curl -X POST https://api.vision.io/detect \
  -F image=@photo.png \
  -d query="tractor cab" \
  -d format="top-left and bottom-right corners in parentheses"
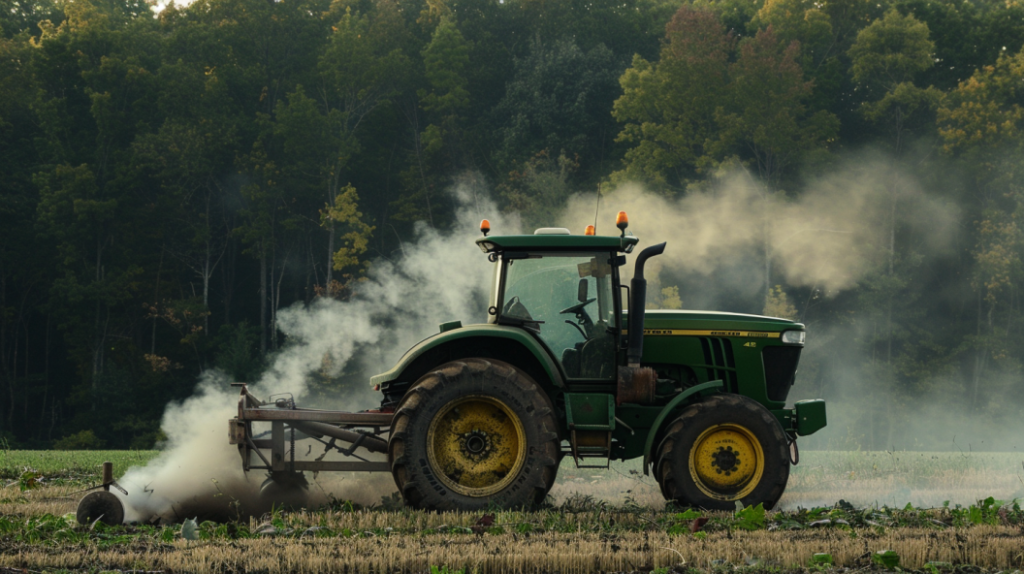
top-left (476, 222), bottom-right (643, 382)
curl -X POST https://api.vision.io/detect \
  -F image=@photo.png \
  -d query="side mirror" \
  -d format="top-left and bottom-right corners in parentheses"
top-left (577, 279), bottom-right (589, 302)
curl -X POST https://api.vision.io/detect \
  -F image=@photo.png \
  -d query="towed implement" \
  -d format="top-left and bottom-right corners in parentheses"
top-left (223, 213), bottom-right (827, 512)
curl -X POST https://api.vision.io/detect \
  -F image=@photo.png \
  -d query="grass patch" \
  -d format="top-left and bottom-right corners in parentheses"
top-left (0, 450), bottom-right (158, 483)
top-left (0, 501), bottom-right (1023, 572)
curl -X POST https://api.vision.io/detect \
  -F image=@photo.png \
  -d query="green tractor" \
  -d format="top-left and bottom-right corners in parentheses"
top-left (225, 215), bottom-right (826, 513)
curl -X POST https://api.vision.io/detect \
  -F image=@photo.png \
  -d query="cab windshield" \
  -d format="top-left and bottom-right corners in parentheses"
top-left (497, 252), bottom-right (617, 380)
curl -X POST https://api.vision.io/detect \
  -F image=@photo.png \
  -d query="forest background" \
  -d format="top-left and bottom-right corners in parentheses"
top-left (2, 0), bottom-right (1024, 452)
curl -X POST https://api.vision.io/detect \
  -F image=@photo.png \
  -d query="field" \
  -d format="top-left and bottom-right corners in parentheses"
top-left (3, 449), bottom-right (1024, 573)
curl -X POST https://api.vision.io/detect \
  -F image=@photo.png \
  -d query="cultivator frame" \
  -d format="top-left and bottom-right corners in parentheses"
top-left (228, 383), bottom-right (393, 474)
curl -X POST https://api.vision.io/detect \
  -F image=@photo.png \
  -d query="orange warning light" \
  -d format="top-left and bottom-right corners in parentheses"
top-left (480, 219), bottom-right (491, 236)
top-left (615, 211), bottom-right (629, 236)
top-left (584, 225), bottom-right (595, 236)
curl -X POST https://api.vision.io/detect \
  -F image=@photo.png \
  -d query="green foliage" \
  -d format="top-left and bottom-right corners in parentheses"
top-left (498, 151), bottom-right (578, 228)
top-left (665, 508), bottom-right (702, 535)
top-left (323, 185), bottom-right (375, 273)
top-left (732, 502), bottom-right (766, 531)
top-left (429, 566), bottom-right (465, 574)
top-left (19, 470), bottom-right (42, 491)
top-left (849, 8), bottom-right (940, 139)
top-left (428, 564), bottom-right (464, 572)
top-left (947, 496), bottom-right (1004, 527)
top-left (53, 430), bottom-right (105, 450)
top-left (612, 5), bottom-right (734, 192)
top-left (849, 9), bottom-right (934, 90)
top-left (0, 450), bottom-right (158, 482)
top-left (493, 37), bottom-right (620, 187)
top-left (420, 17), bottom-right (471, 117)
top-left (872, 549), bottom-right (901, 569)
top-left (810, 553), bottom-right (833, 566)
top-left (213, 321), bottom-right (262, 382)
top-left (612, 4), bottom-right (837, 191)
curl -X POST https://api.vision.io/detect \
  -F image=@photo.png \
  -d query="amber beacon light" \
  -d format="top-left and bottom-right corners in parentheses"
top-left (584, 225), bottom-right (595, 236)
top-left (480, 219), bottom-right (491, 237)
top-left (615, 211), bottom-right (629, 236)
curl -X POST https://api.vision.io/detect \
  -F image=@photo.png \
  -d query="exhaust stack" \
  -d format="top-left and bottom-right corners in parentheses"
top-left (628, 242), bottom-right (666, 367)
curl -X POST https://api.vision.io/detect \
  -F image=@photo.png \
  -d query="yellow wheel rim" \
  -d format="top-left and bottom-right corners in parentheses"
top-left (688, 423), bottom-right (764, 501)
top-left (426, 395), bottom-right (527, 497)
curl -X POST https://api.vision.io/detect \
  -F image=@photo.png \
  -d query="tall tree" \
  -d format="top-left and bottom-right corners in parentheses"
top-left (938, 46), bottom-right (1024, 409)
top-left (611, 5), bottom-right (735, 193)
top-left (31, 0), bottom-right (159, 410)
top-left (492, 37), bottom-right (621, 195)
top-left (848, 8), bottom-right (938, 384)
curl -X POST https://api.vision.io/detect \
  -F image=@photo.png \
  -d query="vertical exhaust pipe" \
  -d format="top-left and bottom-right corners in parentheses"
top-left (628, 242), bottom-right (666, 367)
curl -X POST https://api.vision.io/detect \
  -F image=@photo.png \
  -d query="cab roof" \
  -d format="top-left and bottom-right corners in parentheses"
top-left (476, 233), bottom-right (640, 253)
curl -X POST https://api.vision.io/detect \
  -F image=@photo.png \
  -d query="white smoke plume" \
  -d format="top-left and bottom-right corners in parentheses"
top-left (561, 157), bottom-right (958, 307)
top-left (118, 178), bottom-right (519, 523)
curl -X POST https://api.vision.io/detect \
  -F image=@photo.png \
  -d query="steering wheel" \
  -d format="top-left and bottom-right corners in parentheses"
top-left (559, 298), bottom-right (597, 315)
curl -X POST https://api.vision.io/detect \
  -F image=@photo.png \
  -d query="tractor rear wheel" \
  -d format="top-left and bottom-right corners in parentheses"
top-left (655, 394), bottom-right (789, 510)
top-left (388, 359), bottom-right (560, 511)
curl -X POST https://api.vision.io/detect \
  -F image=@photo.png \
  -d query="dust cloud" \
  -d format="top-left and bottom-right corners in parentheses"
top-left (562, 156), bottom-right (958, 305)
top-left (117, 178), bottom-right (517, 523)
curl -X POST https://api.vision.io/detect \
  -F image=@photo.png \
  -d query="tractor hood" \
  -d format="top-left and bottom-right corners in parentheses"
top-left (634, 310), bottom-right (803, 334)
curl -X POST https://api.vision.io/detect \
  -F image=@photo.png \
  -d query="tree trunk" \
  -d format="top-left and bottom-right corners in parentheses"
top-left (7, 334), bottom-right (16, 434)
top-left (152, 247), bottom-right (164, 354)
top-left (39, 315), bottom-right (51, 441)
top-left (971, 288), bottom-right (985, 409)
top-left (270, 251), bottom-right (277, 351)
top-left (272, 253), bottom-right (289, 351)
top-left (92, 239), bottom-right (105, 411)
top-left (203, 194), bottom-right (212, 336)
top-left (0, 269), bottom-right (7, 431)
top-left (222, 238), bottom-right (237, 325)
top-left (260, 245), bottom-right (267, 356)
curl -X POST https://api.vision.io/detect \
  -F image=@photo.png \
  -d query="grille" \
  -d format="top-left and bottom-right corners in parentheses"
top-left (761, 346), bottom-right (802, 402)
top-left (698, 337), bottom-right (737, 391)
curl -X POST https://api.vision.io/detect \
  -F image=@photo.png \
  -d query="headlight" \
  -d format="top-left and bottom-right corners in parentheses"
top-left (781, 330), bottom-right (806, 345)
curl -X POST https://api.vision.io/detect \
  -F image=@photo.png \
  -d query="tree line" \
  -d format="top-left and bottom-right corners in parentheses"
top-left (2, 0), bottom-right (1023, 449)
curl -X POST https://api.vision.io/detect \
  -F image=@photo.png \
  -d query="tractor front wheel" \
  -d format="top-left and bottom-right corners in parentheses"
top-left (388, 359), bottom-right (560, 511)
top-left (656, 394), bottom-right (789, 510)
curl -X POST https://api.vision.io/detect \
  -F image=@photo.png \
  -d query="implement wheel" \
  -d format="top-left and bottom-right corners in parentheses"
top-left (656, 394), bottom-right (789, 510)
top-left (76, 491), bottom-right (125, 526)
top-left (388, 359), bottom-right (560, 511)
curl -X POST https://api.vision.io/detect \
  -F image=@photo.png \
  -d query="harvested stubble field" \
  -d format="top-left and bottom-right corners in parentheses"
top-left (3, 450), bottom-right (1024, 573)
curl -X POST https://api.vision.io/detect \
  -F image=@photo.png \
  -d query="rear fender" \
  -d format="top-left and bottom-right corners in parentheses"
top-left (641, 380), bottom-right (724, 475)
top-left (369, 324), bottom-right (565, 395)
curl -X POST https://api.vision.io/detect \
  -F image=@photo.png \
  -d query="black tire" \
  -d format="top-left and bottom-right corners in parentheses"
top-left (77, 491), bottom-right (125, 525)
top-left (655, 393), bottom-right (789, 510)
top-left (388, 358), bottom-right (560, 511)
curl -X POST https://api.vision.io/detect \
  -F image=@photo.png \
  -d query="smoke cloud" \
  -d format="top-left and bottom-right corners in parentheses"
top-left (562, 156), bottom-right (958, 307)
top-left (117, 177), bottom-right (517, 523)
